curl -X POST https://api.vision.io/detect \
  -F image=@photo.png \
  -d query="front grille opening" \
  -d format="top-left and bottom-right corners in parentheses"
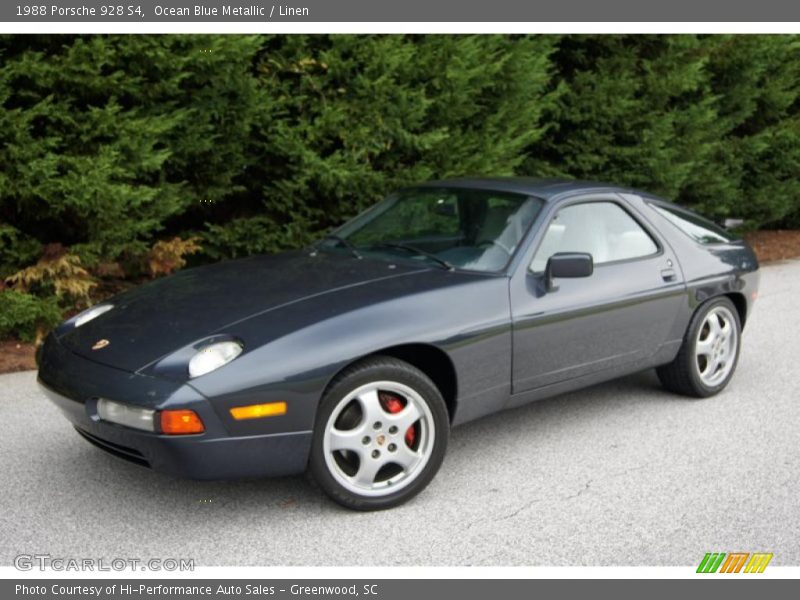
top-left (74, 427), bottom-right (151, 469)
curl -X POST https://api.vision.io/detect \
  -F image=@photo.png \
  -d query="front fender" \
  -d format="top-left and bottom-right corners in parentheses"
top-left (189, 272), bottom-right (512, 434)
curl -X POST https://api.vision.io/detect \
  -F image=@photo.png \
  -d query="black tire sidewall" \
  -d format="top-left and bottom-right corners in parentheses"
top-left (308, 358), bottom-right (449, 511)
top-left (687, 297), bottom-right (742, 396)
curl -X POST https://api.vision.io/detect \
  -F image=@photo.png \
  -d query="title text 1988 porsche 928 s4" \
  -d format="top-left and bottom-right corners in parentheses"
top-left (38, 178), bottom-right (759, 509)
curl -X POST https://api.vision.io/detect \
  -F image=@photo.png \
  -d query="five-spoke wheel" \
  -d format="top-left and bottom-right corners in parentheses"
top-left (694, 305), bottom-right (738, 387)
top-left (657, 296), bottom-right (742, 398)
top-left (310, 357), bottom-right (448, 510)
top-left (323, 381), bottom-right (434, 496)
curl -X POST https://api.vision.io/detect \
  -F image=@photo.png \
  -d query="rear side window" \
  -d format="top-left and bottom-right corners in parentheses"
top-left (649, 203), bottom-right (738, 244)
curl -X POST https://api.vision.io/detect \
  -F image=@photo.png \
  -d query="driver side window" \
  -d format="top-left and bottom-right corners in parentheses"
top-left (530, 201), bottom-right (658, 272)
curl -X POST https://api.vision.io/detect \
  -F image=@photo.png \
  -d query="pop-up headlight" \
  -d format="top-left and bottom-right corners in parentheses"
top-left (188, 341), bottom-right (243, 378)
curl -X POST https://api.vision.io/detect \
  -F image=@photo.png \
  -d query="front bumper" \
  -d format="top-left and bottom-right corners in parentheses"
top-left (37, 335), bottom-right (312, 480)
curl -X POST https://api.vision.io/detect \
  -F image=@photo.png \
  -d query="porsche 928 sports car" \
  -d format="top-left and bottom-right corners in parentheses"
top-left (38, 178), bottom-right (759, 510)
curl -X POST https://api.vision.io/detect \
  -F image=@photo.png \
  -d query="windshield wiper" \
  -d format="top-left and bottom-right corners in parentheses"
top-left (375, 243), bottom-right (454, 271)
top-left (317, 234), bottom-right (363, 259)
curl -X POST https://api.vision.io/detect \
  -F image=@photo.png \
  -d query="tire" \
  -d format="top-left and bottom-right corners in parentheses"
top-left (657, 296), bottom-right (742, 398)
top-left (308, 356), bottom-right (449, 510)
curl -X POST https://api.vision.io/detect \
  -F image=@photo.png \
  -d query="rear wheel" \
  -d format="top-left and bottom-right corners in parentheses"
top-left (309, 356), bottom-right (449, 510)
top-left (657, 297), bottom-right (741, 398)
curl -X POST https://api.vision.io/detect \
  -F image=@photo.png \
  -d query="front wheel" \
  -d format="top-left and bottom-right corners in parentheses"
top-left (657, 296), bottom-right (742, 398)
top-left (309, 356), bottom-right (449, 510)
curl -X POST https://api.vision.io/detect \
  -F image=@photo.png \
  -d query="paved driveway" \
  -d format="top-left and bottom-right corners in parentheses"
top-left (1, 260), bottom-right (798, 566)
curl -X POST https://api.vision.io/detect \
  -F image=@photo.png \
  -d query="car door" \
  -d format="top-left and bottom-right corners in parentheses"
top-left (509, 194), bottom-right (686, 393)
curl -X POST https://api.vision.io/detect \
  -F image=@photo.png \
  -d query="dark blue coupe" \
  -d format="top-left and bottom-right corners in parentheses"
top-left (38, 178), bottom-right (759, 509)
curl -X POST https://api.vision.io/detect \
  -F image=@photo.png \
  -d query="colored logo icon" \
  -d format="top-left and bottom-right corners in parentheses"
top-left (697, 552), bottom-right (773, 573)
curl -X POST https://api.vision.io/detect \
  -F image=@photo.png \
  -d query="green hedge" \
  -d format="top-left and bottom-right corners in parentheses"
top-left (528, 35), bottom-right (800, 227)
top-left (1, 34), bottom-right (799, 340)
top-left (0, 289), bottom-right (62, 342)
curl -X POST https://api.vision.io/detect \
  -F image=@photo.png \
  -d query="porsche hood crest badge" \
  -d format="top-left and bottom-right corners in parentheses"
top-left (91, 339), bottom-right (110, 350)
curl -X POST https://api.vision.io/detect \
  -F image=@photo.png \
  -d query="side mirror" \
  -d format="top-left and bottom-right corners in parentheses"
top-left (545, 252), bottom-right (593, 292)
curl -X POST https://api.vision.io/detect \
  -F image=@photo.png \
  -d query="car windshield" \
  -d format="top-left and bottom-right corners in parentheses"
top-left (322, 187), bottom-right (544, 272)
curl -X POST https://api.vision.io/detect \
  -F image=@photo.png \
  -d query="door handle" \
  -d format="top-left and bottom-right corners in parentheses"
top-left (661, 268), bottom-right (676, 282)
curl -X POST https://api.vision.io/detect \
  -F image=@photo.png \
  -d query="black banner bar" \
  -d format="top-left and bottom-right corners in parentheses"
top-left (3, 0), bottom-right (800, 22)
top-left (4, 579), bottom-right (800, 600)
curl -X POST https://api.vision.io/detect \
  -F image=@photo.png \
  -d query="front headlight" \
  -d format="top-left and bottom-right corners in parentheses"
top-left (188, 341), bottom-right (243, 378)
top-left (73, 304), bottom-right (114, 328)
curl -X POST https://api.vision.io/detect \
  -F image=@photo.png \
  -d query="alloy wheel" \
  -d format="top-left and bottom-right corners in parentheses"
top-left (695, 305), bottom-right (739, 387)
top-left (322, 381), bottom-right (434, 497)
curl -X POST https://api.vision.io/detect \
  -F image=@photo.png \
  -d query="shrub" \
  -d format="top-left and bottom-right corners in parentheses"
top-left (147, 236), bottom-right (202, 277)
top-left (0, 224), bottom-right (41, 279)
top-left (0, 290), bottom-right (62, 343)
top-left (6, 246), bottom-right (96, 307)
top-left (202, 216), bottom-right (314, 260)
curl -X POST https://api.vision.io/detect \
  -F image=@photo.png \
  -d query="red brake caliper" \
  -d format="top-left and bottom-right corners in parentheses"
top-left (380, 393), bottom-right (416, 447)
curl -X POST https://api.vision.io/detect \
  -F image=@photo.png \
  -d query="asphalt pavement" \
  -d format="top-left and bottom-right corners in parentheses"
top-left (1, 260), bottom-right (798, 566)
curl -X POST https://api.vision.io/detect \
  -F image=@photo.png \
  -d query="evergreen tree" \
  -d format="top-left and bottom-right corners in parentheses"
top-left (702, 35), bottom-right (800, 226)
top-left (203, 34), bottom-right (558, 258)
top-left (525, 34), bottom-right (800, 228)
top-left (525, 35), bottom-right (722, 204)
top-left (0, 34), bottom-right (264, 266)
top-left (2, 33), bottom-right (800, 341)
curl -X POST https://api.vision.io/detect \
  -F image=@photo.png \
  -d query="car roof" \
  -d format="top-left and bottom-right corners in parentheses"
top-left (412, 177), bottom-right (648, 202)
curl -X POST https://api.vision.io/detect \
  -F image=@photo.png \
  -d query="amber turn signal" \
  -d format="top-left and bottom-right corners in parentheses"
top-left (160, 409), bottom-right (205, 435)
top-left (230, 401), bottom-right (287, 421)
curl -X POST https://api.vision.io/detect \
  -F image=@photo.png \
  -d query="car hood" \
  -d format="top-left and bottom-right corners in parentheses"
top-left (58, 250), bottom-right (427, 372)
